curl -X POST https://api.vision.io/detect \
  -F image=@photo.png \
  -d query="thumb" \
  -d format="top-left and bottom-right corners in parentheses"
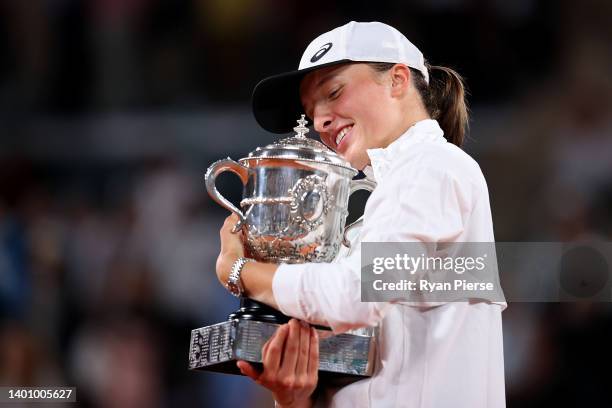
top-left (237, 360), bottom-right (261, 381)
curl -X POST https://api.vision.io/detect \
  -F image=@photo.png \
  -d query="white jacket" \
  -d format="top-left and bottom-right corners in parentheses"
top-left (273, 119), bottom-right (506, 407)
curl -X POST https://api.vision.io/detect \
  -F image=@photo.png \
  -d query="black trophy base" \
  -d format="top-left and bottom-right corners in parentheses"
top-left (227, 297), bottom-right (290, 324)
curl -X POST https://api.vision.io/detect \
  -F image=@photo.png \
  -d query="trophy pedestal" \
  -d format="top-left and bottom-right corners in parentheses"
top-left (228, 298), bottom-right (290, 324)
top-left (188, 318), bottom-right (376, 378)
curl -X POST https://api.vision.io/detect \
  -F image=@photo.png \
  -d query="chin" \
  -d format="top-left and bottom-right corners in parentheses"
top-left (341, 148), bottom-right (367, 171)
top-left (348, 158), bottom-right (367, 171)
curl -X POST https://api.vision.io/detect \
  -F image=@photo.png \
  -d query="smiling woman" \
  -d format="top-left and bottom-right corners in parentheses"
top-left (299, 62), bottom-right (430, 170)
top-left (217, 21), bottom-right (506, 408)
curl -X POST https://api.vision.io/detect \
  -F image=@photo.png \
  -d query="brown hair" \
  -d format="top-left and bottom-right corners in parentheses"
top-left (369, 62), bottom-right (469, 147)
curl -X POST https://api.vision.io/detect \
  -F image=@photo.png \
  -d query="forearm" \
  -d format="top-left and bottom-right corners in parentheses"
top-left (215, 215), bottom-right (280, 309)
top-left (217, 215), bottom-right (386, 330)
top-left (241, 261), bottom-right (279, 309)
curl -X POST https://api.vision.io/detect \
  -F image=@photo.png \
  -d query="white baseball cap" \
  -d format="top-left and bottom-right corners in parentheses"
top-left (252, 21), bottom-right (428, 133)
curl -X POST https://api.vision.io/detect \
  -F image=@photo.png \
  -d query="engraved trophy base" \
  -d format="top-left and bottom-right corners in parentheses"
top-left (189, 316), bottom-right (376, 379)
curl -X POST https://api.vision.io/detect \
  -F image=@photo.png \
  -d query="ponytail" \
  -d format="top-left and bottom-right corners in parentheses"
top-left (369, 61), bottom-right (469, 147)
top-left (419, 64), bottom-right (469, 147)
top-left (427, 64), bottom-right (468, 147)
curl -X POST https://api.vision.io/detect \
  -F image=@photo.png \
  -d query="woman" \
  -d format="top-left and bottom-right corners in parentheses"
top-left (216, 21), bottom-right (506, 407)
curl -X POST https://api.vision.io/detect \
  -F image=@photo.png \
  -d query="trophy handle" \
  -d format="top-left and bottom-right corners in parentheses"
top-left (342, 178), bottom-right (377, 248)
top-left (205, 158), bottom-right (249, 229)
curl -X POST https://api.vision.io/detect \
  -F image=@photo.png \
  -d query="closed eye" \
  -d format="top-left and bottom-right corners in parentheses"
top-left (329, 86), bottom-right (342, 100)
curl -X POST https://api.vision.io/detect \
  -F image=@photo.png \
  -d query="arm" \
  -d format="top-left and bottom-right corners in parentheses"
top-left (215, 214), bottom-right (279, 308)
top-left (216, 214), bottom-right (389, 332)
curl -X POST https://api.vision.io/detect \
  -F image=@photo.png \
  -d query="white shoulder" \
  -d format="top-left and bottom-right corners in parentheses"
top-left (391, 142), bottom-right (487, 190)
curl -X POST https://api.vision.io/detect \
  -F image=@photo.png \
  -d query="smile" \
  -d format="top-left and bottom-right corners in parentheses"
top-left (336, 125), bottom-right (353, 147)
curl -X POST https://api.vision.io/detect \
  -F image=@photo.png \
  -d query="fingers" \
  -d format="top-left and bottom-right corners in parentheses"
top-left (237, 360), bottom-right (261, 381)
top-left (307, 327), bottom-right (319, 380)
top-left (278, 319), bottom-right (301, 378)
top-left (260, 326), bottom-right (275, 365)
top-left (220, 214), bottom-right (240, 236)
top-left (240, 326), bottom-right (280, 382)
top-left (262, 333), bottom-right (271, 357)
top-left (248, 320), bottom-right (320, 400)
top-left (226, 213), bottom-right (240, 224)
top-left (227, 213), bottom-right (242, 234)
top-left (295, 321), bottom-right (311, 376)
top-left (217, 213), bottom-right (245, 267)
top-left (262, 324), bottom-right (289, 373)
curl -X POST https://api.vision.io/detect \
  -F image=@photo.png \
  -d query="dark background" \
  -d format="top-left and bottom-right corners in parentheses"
top-left (1, 0), bottom-right (611, 407)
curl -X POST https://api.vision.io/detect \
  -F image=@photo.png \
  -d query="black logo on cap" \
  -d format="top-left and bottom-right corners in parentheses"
top-left (310, 43), bottom-right (333, 63)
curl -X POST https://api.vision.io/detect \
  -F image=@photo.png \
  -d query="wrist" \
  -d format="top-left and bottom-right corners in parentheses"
top-left (226, 256), bottom-right (254, 297)
top-left (217, 252), bottom-right (240, 284)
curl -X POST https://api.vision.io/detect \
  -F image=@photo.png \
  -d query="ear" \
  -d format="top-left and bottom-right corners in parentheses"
top-left (389, 64), bottom-right (411, 98)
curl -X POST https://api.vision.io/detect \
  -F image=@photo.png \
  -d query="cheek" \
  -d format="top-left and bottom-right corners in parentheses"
top-left (355, 107), bottom-right (387, 149)
top-left (337, 83), bottom-right (389, 149)
top-left (352, 89), bottom-right (387, 129)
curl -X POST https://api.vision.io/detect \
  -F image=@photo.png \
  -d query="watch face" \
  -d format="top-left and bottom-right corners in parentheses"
top-left (226, 282), bottom-right (238, 297)
top-left (227, 278), bottom-right (242, 297)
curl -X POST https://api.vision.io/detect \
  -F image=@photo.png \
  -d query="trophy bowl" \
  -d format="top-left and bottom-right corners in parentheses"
top-left (205, 115), bottom-right (375, 264)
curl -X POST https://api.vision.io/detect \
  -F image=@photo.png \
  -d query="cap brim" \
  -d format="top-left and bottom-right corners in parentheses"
top-left (251, 60), bottom-right (349, 134)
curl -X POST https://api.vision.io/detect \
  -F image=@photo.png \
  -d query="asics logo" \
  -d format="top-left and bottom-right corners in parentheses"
top-left (310, 43), bottom-right (333, 63)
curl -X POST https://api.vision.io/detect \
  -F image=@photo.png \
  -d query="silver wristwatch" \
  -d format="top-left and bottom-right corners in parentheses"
top-left (226, 257), bottom-right (252, 297)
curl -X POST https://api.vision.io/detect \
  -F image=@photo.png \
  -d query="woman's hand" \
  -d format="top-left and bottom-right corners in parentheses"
top-left (237, 319), bottom-right (319, 408)
top-left (216, 214), bottom-right (246, 285)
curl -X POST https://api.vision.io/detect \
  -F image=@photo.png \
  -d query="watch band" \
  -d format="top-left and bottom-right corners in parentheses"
top-left (226, 257), bottom-right (252, 297)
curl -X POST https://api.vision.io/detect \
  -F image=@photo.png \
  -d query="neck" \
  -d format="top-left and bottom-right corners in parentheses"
top-left (387, 108), bottom-right (430, 146)
top-left (400, 113), bottom-right (430, 135)
top-left (383, 92), bottom-right (431, 146)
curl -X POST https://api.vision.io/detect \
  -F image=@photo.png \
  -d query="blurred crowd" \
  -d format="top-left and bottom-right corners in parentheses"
top-left (1, 0), bottom-right (612, 407)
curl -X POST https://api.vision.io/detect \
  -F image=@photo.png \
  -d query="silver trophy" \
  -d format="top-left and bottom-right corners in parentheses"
top-left (189, 116), bottom-right (377, 378)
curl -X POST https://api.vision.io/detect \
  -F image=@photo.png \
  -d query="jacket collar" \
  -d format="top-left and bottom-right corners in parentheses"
top-left (363, 119), bottom-right (446, 181)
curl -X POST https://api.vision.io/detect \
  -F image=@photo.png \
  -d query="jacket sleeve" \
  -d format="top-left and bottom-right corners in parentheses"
top-left (273, 248), bottom-right (390, 334)
top-left (272, 160), bottom-right (469, 333)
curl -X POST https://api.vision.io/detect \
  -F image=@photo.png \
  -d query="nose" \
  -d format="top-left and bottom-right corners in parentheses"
top-left (313, 106), bottom-right (333, 133)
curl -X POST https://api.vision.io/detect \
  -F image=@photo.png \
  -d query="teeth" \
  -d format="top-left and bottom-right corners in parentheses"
top-left (335, 126), bottom-right (352, 146)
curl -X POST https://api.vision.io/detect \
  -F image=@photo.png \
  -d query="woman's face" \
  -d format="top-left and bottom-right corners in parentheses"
top-left (300, 63), bottom-right (399, 170)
